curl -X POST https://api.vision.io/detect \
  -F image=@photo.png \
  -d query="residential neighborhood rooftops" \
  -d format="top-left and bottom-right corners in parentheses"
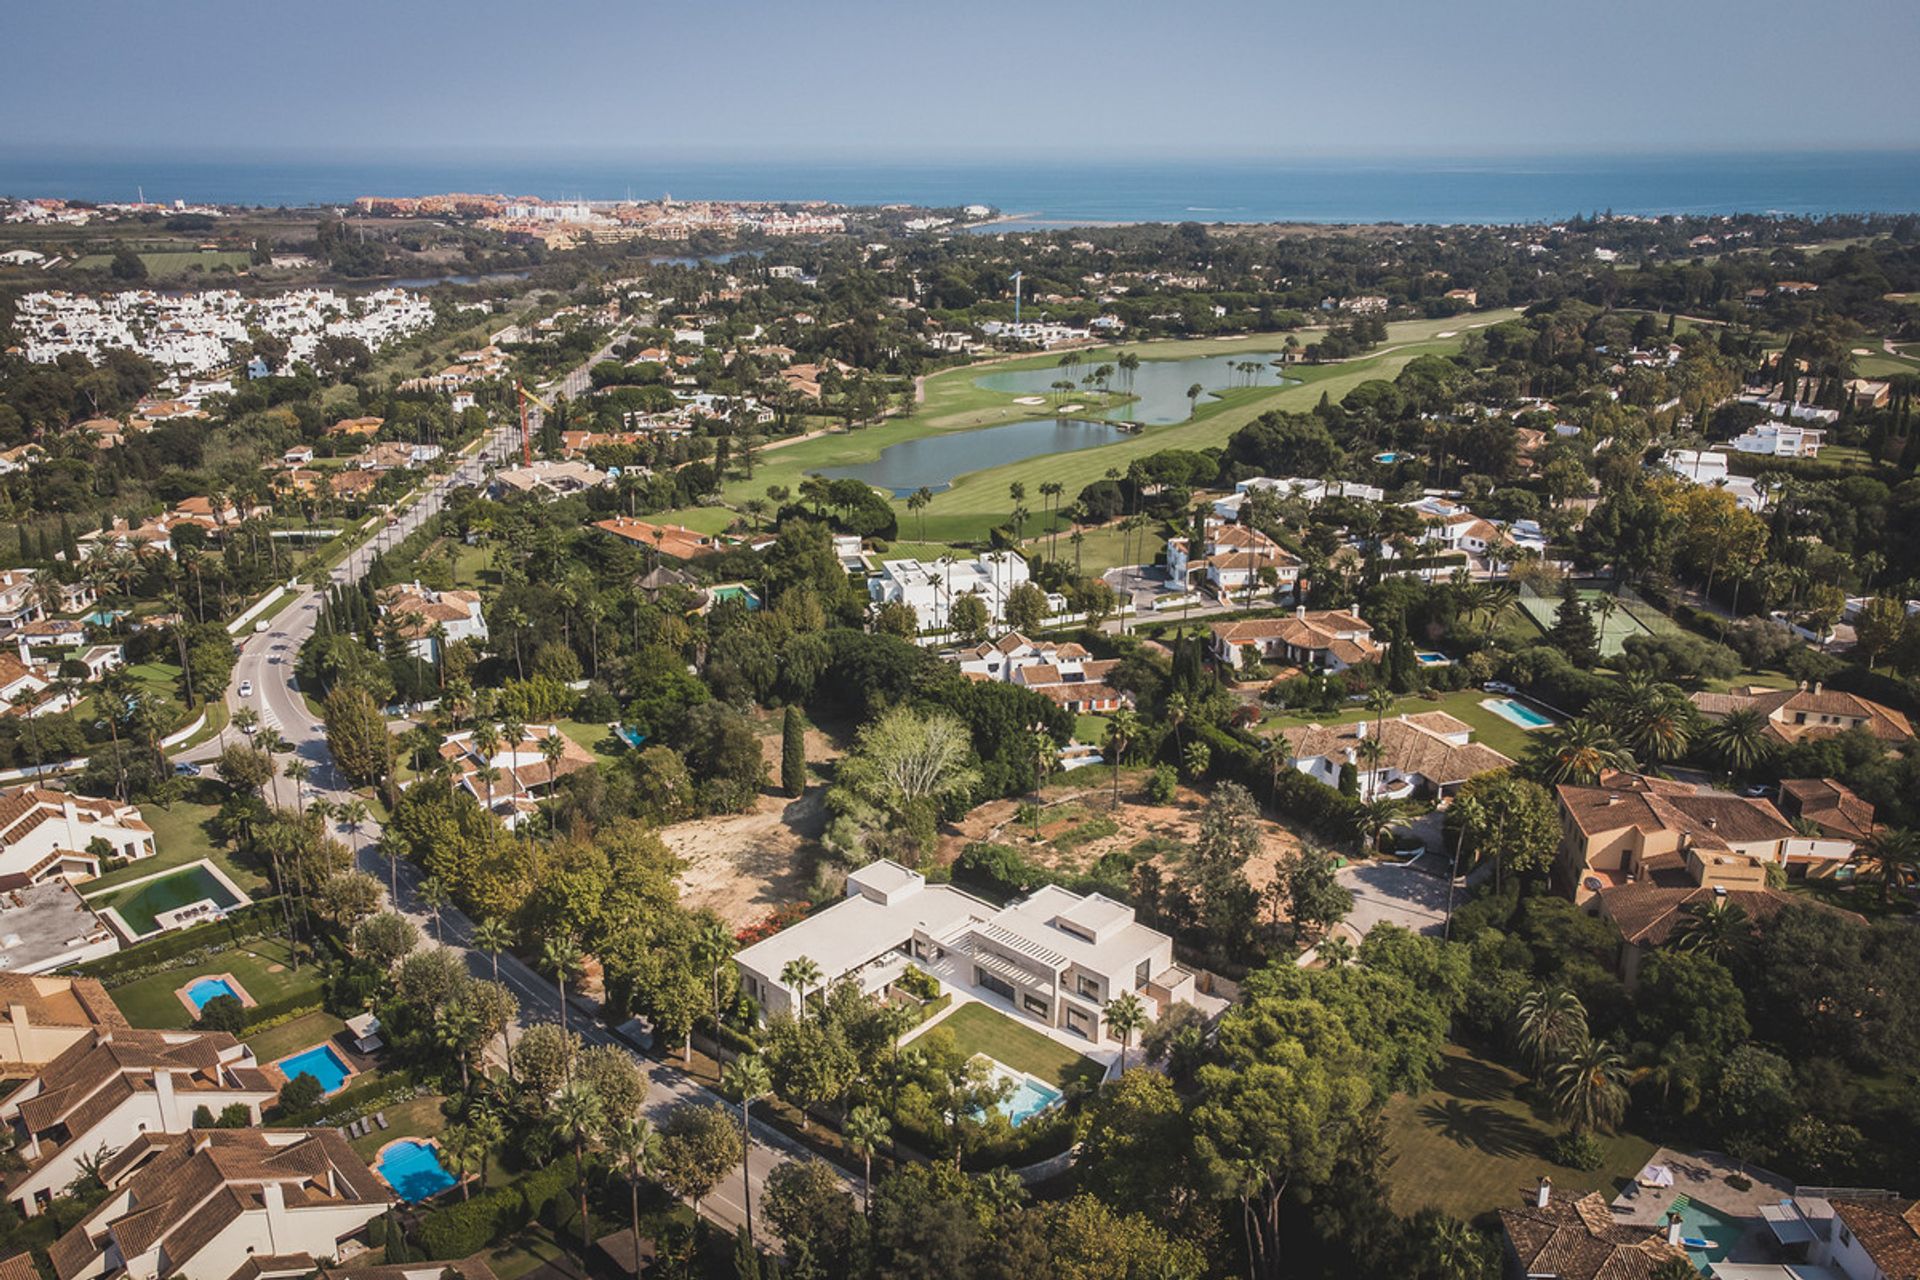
top-left (1690, 683), bottom-right (1913, 746)
top-left (1498, 1188), bottom-right (1691, 1280)
top-left (1556, 776), bottom-right (1797, 852)
top-left (1595, 881), bottom-right (1859, 949)
top-left (1281, 713), bottom-right (1514, 790)
top-left (1779, 777), bottom-right (1878, 841)
top-left (1829, 1197), bottom-right (1920, 1280)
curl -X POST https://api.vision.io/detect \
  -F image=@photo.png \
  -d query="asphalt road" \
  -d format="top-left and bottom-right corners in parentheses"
top-left (178, 329), bottom-right (833, 1235)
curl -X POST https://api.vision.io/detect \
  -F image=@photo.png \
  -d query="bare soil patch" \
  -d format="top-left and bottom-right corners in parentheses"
top-left (664, 719), bottom-right (845, 929)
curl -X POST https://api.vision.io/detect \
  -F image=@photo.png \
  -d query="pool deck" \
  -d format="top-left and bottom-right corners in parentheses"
top-left (1611, 1148), bottom-right (1795, 1264)
top-left (174, 971), bottom-right (255, 1018)
top-left (85, 857), bottom-right (254, 944)
top-left (272, 1037), bottom-right (374, 1096)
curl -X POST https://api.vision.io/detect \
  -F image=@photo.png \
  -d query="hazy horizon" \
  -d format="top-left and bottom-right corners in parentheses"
top-left (8, 0), bottom-right (1918, 159)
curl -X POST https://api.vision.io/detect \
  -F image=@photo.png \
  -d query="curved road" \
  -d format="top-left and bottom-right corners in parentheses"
top-left (179, 335), bottom-right (829, 1235)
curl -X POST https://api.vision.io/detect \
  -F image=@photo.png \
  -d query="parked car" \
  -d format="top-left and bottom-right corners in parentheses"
top-left (1482, 681), bottom-right (1518, 695)
top-left (173, 762), bottom-right (202, 777)
top-left (238, 680), bottom-right (254, 697)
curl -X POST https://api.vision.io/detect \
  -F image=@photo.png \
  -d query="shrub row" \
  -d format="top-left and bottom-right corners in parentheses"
top-left (416, 1156), bottom-right (578, 1259)
top-left (77, 900), bottom-right (285, 984)
top-left (274, 1068), bottom-right (419, 1128)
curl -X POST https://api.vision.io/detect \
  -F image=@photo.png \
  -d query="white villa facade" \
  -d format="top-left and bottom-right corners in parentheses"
top-left (2, 1029), bottom-right (279, 1217)
top-left (1211, 476), bottom-right (1383, 521)
top-left (1731, 422), bottom-right (1824, 458)
top-left (867, 552), bottom-right (1030, 633)
top-left (1662, 449), bottom-right (1767, 512)
top-left (0, 787), bottom-right (156, 884)
top-left (734, 860), bottom-right (1194, 1046)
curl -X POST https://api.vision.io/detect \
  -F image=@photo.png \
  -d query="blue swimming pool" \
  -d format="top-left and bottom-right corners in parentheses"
top-left (186, 977), bottom-right (240, 1011)
top-left (377, 1139), bottom-right (457, 1202)
top-left (1415, 651), bottom-right (1450, 666)
top-left (995, 1076), bottom-right (1064, 1127)
top-left (1481, 696), bottom-right (1554, 729)
top-left (1666, 1195), bottom-right (1748, 1270)
top-left (276, 1044), bottom-right (351, 1095)
top-left (614, 725), bottom-right (647, 750)
top-left (1373, 451), bottom-right (1403, 463)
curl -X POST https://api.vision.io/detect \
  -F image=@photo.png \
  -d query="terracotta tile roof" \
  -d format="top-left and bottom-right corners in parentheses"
top-left (1280, 714), bottom-right (1514, 786)
top-left (1498, 1191), bottom-right (1691, 1280)
top-left (1596, 882), bottom-right (1859, 948)
top-left (0, 1253), bottom-right (38, 1280)
top-left (592, 517), bottom-right (724, 561)
top-left (1210, 610), bottom-right (1376, 661)
top-left (1556, 776), bottom-right (1795, 849)
top-left (50, 1129), bottom-right (389, 1280)
top-left (6, 1030), bottom-right (264, 1140)
top-left (1831, 1198), bottom-right (1920, 1280)
top-left (1690, 685), bottom-right (1914, 745)
top-left (1779, 777), bottom-right (1877, 841)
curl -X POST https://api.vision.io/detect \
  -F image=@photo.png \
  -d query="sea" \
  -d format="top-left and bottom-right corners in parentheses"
top-left (4, 150), bottom-right (1919, 225)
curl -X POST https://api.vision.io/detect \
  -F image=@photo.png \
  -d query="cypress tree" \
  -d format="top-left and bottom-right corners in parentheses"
top-left (35, 528), bottom-right (53, 564)
top-left (59, 515), bottom-right (78, 563)
top-left (1550, 579), bottom-right (1600, 666)
top-left (781, 705), bottom-right (806, 798)
top-left (16, 525), bottom-right (29, 565)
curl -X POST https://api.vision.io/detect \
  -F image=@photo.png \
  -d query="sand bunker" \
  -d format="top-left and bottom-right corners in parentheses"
top-left (1013, 395), bottom-right (1046, 405)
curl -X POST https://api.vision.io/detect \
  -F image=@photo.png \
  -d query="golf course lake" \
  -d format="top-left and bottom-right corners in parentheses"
top-left (817, 418), bottom-right (1131, 496)
top-left (974, 350), bottom-right (1295, 424)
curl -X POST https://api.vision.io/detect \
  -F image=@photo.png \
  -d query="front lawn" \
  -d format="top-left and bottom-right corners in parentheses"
top-left (555, 718), bottom-right (623, 764)
top-left (86, 795), bottom-right (270, 898)
top-left (935, 1001), bottom-right (1105, 1090)
top-left (1381, 1044), bottom-right (1655, 1222)
top-left (244, 1009), bottom-right (347, 1063)
top-left (106, 937), bottom-right (326, 1029)
top-left (348, 1093), bottom-right (447, 1161)
top-left (1258, 688), bottom-right (1550, 761)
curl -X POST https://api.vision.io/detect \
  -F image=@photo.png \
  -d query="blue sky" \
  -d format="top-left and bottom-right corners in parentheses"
top-left (7, 0), bottom-right (1918, 159)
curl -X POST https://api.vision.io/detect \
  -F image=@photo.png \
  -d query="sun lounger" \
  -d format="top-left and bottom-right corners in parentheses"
top-left (374, 1112), bottom-right (389, 1130)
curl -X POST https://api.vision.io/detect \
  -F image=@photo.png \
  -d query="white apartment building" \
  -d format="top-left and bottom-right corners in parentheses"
top-left (3, 1029), bottom-right (279, 1217)
top-left (47, 1128), bottom-right (391, 1280)
top-left (946, 633), bottom-right (1132, 714)
top-left (0, 571), bottom-right (42, 636)
top-left (1166, 519), bottom-right (1301, 599)
top-left (867, 552), bottom-right (1030, 633)
top-left (734, 860), bottom-right (1193, 1045)
top-left (1210, 476), bottom-right (1385, 521)
top-left (0, 787), bottom-right (156, 884)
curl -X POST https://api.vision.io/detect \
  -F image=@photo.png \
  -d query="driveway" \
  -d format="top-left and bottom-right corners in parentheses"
top-left (1338, 858), bottom-right (1452, 938)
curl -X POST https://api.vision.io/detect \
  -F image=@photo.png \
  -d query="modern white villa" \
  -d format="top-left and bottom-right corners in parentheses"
top-left (733, 860), bottom-right (1196, 1046)
top-left (866, 552), bottom-right (1032, 633)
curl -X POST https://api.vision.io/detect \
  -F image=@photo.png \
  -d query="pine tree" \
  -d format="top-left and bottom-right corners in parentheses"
top-left (1550, 579), bottom-right (1601, 665)
top-left (781, 705), bottom-right (806, 798)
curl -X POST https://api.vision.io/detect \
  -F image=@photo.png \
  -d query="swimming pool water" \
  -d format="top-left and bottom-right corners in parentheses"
top-left (276, 1044), bottom-right (351, 1095)
top-left (1667, 1196), bottom-right (1747, 1270)
top-left (186, 977), bottom-right (239, 1011)
top-left (96, 864), bottom-right (242, 936)
top-left (995, 1076), bottom-right (1063, 1127)
top-left (1415, 651), bottom-right (1449, 666)
top-left (377, 1139), bottom-right (457, 1202)
top-left (1482, 696), bottom-right (1554, 729)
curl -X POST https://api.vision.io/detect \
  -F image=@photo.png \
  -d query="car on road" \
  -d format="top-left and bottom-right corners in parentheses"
top-left (238, 680), bottom-right (254, 697)
top-left (173, 762), bottom-right (202, 777)
top-left (268, 656), bottom-right (281, 665)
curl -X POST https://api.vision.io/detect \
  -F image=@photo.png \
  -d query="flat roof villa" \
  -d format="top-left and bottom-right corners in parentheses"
top-left (734, 860), bottom-right (1197, 1048)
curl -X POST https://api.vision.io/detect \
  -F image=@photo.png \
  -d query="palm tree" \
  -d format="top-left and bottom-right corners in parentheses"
top-left (418, 876), bottom-right (450, 942)
top-left (474, 917), bottom-right (514, 983)
top-left (1528, 718), bottom-right (1635, 786)
top-left (1353, 795), bottom-right (1411, 856)
top-left (692, 916), bottom-right (734, 1044)
top-left (1260, 734), bottom-right (1290, 810)
top-left (1867, 827), bottom-right (1920, 905)
top-left (1701, 707), bottom-right (1773, 779)
top-left (1512, 984), bottom-right (1588, 1079)
top-left (434, 1002), bottom-right (479, 1094)
top-left (606, 1118), bottom-right (661, 1258)
top-left (1103, 991), bottom-right (1148, 1073)
top-left (1185, 382), bottom-right (1203, 416)
top-left (437, 1121), bottom-right (484, 1201)
top-left (721, 1055), bottom-right (772, 1251)
top-left (1608, 675), bottom-right (1694, 764)
top-left (1104, 709), bottom-right (1139, 810)
top-left (1549, 1035), bottom-right (1631, 1136)
top-left (539, 732), bottom-right (568, 789)
top-left (543, 935), bottom-right (584, 1035)
top-left (1668, 896), bottom-right (1752, 961)
top-left (548, 1079), bottom-right (605, 1254)
top-left (780, 956), bottom-right (823, 1022)
top-left (843, 1104), bottom-right (890, 1215)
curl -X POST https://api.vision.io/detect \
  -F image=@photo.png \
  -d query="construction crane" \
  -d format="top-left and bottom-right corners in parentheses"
top-left (513, 380), bottom-right (558, 469)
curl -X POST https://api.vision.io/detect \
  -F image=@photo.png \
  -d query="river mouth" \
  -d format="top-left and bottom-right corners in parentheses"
top-left (815, 418), bottom-right (1132, 496)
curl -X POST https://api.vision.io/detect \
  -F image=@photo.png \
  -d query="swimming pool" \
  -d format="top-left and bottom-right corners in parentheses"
top-left (976, 1058), bottom-right (1064, 1126)
top-left (710, 584), bottom-right (762, 610)
top-left (185, 977), bottom-right (240, 1012)
top-left (89, 862), bottom-right (245, 937)
top-left (1415, 651), bottom-right (1450, 666)
top-left (1480, 696), bottom-right (1554, 729)
top-left (377, 1139), bottom-right (457, 1202)
top-left (1373, 451), bottom-right (1403, 463)
top-left (1666, 1195), bottom-right (1748, 1269)
top-left (613, 725), bottom-right (647, 750)
top-left (275, 1044), bottom-right (351, 1095)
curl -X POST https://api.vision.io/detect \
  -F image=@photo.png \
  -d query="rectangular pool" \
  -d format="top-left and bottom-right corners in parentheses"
top-left (1667, 1195), bottom-right (1748, 1270)
top-left (276, 1043), bottom-right (352, 1095)
top-left (976, 1057), bottom-right (1064, 1127)
top-left (92, 862), bottom-right (244, 937)
top-left (1480, 696), bottom-right (1554, 729)
top-left (377, 1139), bottom-right (458, 1202)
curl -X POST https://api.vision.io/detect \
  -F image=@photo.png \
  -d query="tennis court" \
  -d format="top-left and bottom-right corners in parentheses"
top-left (1513, 585), bottom-right (1676, 658)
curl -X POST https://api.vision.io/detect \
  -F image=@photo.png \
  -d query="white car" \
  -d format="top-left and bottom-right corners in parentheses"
top-left (238, 680), bottom-right (254, 698)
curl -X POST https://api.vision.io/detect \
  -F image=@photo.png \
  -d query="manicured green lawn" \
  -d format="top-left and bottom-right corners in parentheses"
top-left (86, 796), bottom-right (271, 898)
top-left (1073, 713), bottom-right (1112, 746)
top-left (1381, 1044), bottom-right (1656, 1222)
top-left (658, 312), bottom-right (1520, 545)
top-left (1258, 688), bottom-right (1549, 762)
top-left (935, 1001), bottom-right (1105, 1089)
top-left (555, 718), bottom-right (623, 764)
top-left (105, 937), bottom-right (325, 1029)
top-left (348, 1093), bottom-right (447, 1161)
top-left (245, 1009), bottom-right (348, 1062)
